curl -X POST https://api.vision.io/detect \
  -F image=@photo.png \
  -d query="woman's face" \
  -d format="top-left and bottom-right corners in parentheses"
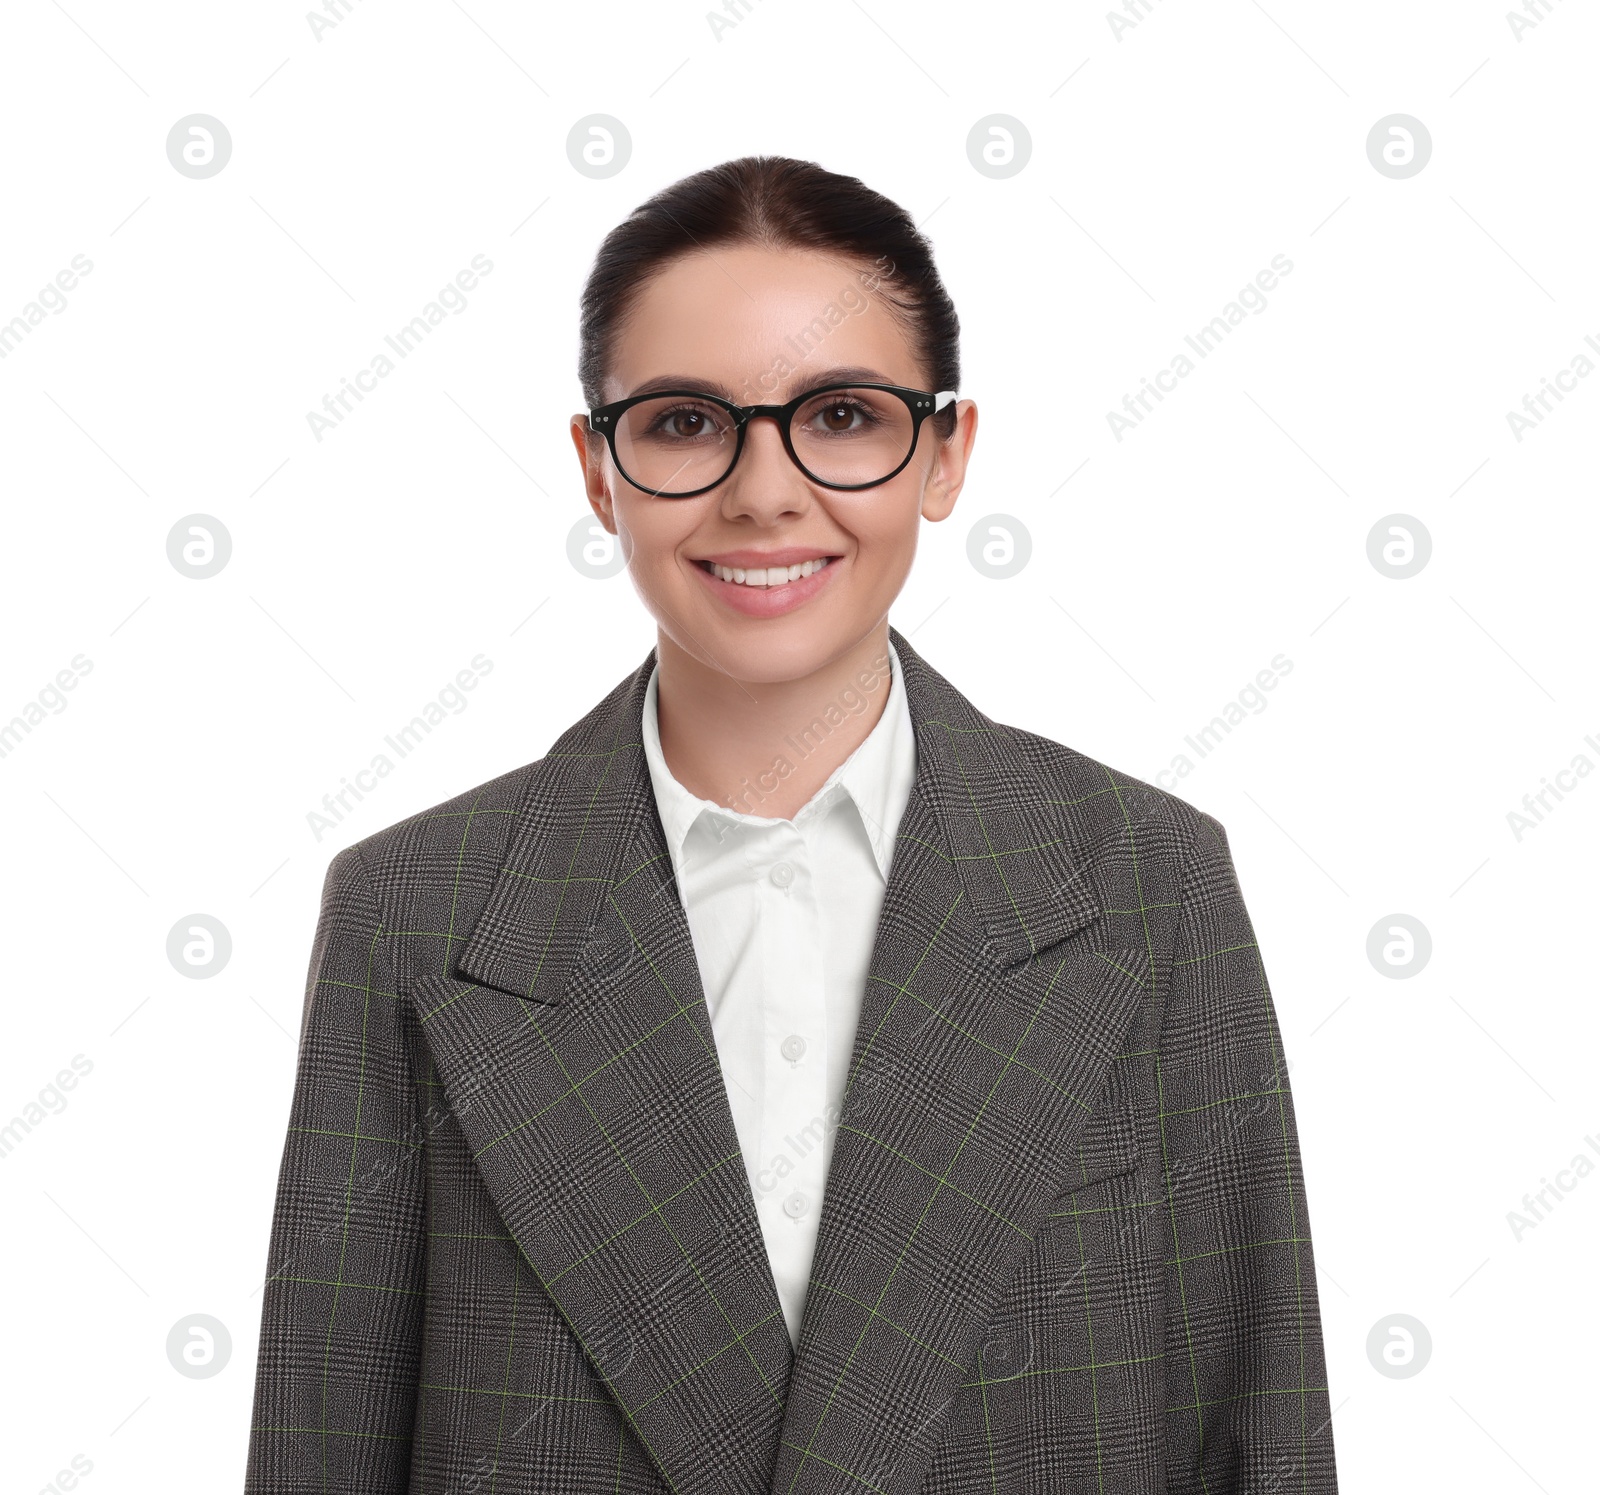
top-left (570, 244), bottom-right (977, 686)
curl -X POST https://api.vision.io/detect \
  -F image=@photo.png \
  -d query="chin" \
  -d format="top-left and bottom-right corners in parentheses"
top-left (671, 610), bottom-right (860, 687)
top-left (713, 625), bottom-right (851, 685)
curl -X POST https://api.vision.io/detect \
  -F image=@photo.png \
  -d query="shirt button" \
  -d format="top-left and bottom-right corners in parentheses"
top-left (783, 1191), bottom-right (809, 1219)
top-left (780, 1034), bottom-right (807, 1064)
top-left (769, 861), bottom-right (795, 888)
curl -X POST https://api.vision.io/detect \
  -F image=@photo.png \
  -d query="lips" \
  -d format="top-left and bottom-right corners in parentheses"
top-left (688, 551), bottom-right (843, 618)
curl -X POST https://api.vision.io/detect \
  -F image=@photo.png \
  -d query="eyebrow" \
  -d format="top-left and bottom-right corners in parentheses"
top-left (621, 365), bottom-right (899, 402)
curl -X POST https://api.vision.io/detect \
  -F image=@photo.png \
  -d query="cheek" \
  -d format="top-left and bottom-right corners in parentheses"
top-left (847, 486), bottom-right (922, 573)
top-left (613, 498), bottom-right (695, 581)
top-left (611, 505), bottom-right (707, 605)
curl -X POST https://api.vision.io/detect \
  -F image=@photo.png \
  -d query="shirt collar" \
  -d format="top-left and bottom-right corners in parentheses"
top-left (641, 638), bottom-right (915, 884)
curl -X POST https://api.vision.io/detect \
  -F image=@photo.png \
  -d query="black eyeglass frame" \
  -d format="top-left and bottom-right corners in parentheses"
top-left (587, 382), bottom-right (958, 497)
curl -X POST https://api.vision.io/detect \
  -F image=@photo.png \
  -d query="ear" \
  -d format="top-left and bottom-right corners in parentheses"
top-left (919, 398), bottom-right (979, 523)
top-left (570, 414), bottom-right (616, 533)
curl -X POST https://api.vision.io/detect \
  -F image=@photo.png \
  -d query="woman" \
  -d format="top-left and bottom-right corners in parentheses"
top-left (245, 156), bottom-right (1338, 1494)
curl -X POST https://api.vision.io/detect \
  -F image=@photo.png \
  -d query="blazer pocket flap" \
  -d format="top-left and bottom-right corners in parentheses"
top-left (1037, 1069), bottom-right (1145, 1228)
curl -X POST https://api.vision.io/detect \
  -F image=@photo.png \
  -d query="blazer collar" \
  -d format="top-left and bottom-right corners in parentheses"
top-left (456, 624), bottom-right (1106, 998)
top-left (410, 625), bottom-right (1149, 1495)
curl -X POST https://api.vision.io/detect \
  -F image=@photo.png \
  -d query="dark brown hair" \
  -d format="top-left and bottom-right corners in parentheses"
top-left (578, 155), bottom-right (961, 438)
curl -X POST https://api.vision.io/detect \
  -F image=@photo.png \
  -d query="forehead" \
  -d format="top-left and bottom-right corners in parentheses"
top-left (604, 244), bottom-right (922, 401)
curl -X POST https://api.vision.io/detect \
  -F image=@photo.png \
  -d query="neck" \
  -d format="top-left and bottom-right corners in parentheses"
top-left (653, 625), bottom-right (896, 821)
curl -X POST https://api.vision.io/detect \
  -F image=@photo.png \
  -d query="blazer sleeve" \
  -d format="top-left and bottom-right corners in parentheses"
top-left (1157, 813), bottom-right (1339, 1494)
top-left (245, 843), bottom-right (426, 1493)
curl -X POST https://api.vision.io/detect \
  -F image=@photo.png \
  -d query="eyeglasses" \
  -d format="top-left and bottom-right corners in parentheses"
top-left (587, 382), bottom-right (957, 498)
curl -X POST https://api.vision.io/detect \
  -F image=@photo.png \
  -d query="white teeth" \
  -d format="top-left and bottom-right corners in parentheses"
top-left (706, 557), bottom-right (832, 587)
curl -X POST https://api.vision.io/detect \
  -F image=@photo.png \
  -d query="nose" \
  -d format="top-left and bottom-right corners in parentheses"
top-left (721, 411), bottom-right (811, 513)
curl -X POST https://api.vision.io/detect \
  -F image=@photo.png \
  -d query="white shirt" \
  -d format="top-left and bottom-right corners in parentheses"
top-left (640, 640), bottom-right (916, 1347)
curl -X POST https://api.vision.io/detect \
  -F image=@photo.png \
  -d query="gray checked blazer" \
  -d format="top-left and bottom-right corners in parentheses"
top-left (244, 624), bottom-right (1338, 1494)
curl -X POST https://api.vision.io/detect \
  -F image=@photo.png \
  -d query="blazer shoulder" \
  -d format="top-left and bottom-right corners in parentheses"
top-left (1003, 720), bottom-right (1225, 863)
top-left (308, 755), bottom-right (554, 988)
top-left (997, 724), bottom-right (1242, 970)
top-left (334, 754), bottom-right (543, 893)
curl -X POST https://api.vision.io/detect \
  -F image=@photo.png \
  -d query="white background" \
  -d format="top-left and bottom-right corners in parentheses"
top-left (1, 0), bottom-right (1596, 1488)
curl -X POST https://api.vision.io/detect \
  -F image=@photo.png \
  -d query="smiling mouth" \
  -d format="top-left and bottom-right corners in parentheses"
top-left (695, 557), bottom-right (838, 588)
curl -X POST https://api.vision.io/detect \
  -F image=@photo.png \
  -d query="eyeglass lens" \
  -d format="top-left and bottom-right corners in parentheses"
top-left (610, 387), bottom-right (917, 494)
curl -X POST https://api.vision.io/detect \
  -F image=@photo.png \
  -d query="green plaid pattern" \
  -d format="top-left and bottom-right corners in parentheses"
top-left (245, 624), bottom-right (1338, 1494)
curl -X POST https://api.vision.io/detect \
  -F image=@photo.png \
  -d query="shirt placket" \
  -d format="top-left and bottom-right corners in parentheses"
top-left (750, 814), bottom-right (828, 1336)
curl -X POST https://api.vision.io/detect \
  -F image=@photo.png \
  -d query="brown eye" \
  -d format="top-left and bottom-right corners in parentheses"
top-left (669, 411), bottom-right (706, 438)
top-left (819, 403), bottom-right (855, 432)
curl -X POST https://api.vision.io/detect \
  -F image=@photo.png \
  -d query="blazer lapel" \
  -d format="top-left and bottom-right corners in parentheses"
top-left (411, 661), bottom-right (795, 1495)
top-left (769, 628), bottom-right (1154, 1495)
